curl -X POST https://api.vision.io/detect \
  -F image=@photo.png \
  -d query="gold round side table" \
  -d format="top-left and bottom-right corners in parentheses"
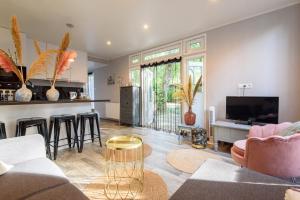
top-left (105, 135), bottom-right (144, 200)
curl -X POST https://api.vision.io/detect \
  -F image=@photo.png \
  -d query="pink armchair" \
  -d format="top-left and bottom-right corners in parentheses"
top-left (231, 122), bottom-right (300, 178)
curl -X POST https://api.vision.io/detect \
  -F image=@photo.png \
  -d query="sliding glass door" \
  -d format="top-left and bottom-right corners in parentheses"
top-left (141, 60), bottom-right (181, 132)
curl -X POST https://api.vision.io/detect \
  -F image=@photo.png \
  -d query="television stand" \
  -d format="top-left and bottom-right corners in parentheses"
top-left (211, 121), bottom-right (251, 151)
top-left (234, 121), bottom-right (252, 125)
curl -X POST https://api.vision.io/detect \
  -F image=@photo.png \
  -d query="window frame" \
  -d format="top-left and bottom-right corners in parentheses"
top-left (183, 34), bottom-right (206, 55)
top-left (141, 42), bottom-right (182, 65)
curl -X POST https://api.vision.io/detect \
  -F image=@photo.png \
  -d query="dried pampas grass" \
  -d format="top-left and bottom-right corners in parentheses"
top-left (56, 32), bottom-right (70, 65)
top-left (52, 32), bottom-right (71, 85)
top-left (173, 75), bottom-right (202, 108)
top-left (26, 50), bottom-right (56, 82)
top-left (11, 16), bottom-right (23, 65)
top-left (34, 40), bottom-right (42, 55)
top-left (0, 49), bottom-right (23, 82)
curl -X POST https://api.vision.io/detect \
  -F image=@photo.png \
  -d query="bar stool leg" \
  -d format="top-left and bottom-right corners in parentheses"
top-left (53, 120), bottom-right (61, 160)
top-left (79, 118), bottom-right (86, 153)
top-left (49, 120), bottom-right (54, 141)
top-left (72, 118), bottom-right (80, 151)
top-left (15, 124), bottom-right (19, 137)
top-left (41, 121), bottom-right (52, 160)
top-left (0, 124), bottom-right (6, 139)
top-left (95, 116), bottom-right (102, 147)
top-left (65, 121), bottom-right (72, 149)
top-left (73, 117), bottom-right (80, 148)
top-left (20, 124), bottom-right (26, 136)
top-left (89, 118), bottom-right (95, 143)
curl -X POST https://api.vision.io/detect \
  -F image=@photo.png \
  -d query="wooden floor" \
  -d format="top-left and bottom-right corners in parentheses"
top-left (55, 120), bottom-right (231, 197)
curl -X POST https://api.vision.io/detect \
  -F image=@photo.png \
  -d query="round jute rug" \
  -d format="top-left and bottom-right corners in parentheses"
top-left (82, 170), bottom-right (168, 200)
top-left (167, 148), bottom-right (221, 174)
top-left (101, 143), bottom-right (152, 162)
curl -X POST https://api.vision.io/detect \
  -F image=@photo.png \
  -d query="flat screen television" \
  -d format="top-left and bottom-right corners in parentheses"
top-left (226, 96), bottom-right (279, 125)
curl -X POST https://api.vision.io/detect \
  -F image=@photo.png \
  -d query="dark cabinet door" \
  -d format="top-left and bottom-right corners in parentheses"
top-left (120, 86), bottom-right (140, 126)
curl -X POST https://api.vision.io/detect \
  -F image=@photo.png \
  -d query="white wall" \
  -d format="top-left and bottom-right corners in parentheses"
top-left (206, 4), bottom-right (300, 123)
top-left (93, 55), bottom-right (129, 118)
top-left (94, 4), bottom-right (300, 123)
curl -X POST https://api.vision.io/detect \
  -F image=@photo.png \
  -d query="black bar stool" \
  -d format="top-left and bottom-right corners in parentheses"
top-left (76, 112), bottom-right (102, 152)
top-left (15, 117), bottom-right (51, 159)
top-left (0, 122), bottom-right (6, 139)
top-left (49, 114), bottom-right (79, 160)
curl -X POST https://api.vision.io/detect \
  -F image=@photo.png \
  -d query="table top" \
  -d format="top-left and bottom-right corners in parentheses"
top-left (211, 121), bottom-right (251, 130)
top-left (106, 135), bottom-right (143, 150)
top-left (0, 99), bottom-right (110, 106)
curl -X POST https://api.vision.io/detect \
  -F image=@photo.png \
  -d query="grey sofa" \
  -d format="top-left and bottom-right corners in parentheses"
top-left (0, 134), bottom-right (88, 200)
top-left (170, 159), bottom-right (299, 200)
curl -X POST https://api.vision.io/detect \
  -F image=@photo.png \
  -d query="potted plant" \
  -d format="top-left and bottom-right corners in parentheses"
top-left (174, 75), bottom-right (202, 125)
top-left (0, 16), bottom-right (53, 102)
top-left (46, 33), bottom-right (77, 101)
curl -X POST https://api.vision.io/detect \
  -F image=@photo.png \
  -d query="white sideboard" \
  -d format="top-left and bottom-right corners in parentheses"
top-left (211, 121), bottom-right (251, 151)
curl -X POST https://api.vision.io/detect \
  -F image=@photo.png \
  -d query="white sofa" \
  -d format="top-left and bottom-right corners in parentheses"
top-left (0, 134), bottom-right (88, 200)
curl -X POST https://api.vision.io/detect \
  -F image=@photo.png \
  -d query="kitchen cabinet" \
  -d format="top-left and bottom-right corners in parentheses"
top-left (0, 27), bottom-right (88, 84)
top-left (70, 50), bottom-right (88, 83)
top-left (25, 38), bottom-right (87, 83)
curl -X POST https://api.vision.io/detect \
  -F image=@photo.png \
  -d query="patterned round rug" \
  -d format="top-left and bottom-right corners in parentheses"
top-left (166, 148), bottom-right (222, 173)
top-left (101, 143), bottom-right (152, 162)
top-left (82, 170), bottom-right (168, 200)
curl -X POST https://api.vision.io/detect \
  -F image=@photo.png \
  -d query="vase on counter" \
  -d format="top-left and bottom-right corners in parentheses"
top-left (15, 84), bottom-right (32, 102)
top-left (46, 85), bottom-right (59, 101)
top-left (184, 106), bottom-right (196, 125)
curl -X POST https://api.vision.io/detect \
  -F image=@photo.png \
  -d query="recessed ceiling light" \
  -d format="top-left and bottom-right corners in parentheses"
top-left (143, 24), bottom-right (149, 30)
top-left (106, 41), bottom-right (112, 46)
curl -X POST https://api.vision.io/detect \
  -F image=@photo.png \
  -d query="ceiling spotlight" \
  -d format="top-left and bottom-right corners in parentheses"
top-left (143, 24), bottom-right (149, 30)
top-left (106, 41), bottom-right (112, 46)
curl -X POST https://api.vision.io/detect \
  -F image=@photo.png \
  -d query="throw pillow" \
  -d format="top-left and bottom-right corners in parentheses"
top-left (278, 121), bottom-right (300, 137)
top-left (285, 188), bottom-right (300, 200)
top-left (0, 160), bottom-right (13, 175)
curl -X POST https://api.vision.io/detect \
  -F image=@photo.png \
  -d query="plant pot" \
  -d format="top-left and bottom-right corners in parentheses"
top-left (184, 107), bottom-right (196, 125)
top-left (15, 84), bottom-right (32, 102)
top-left (46, 86), bottom-right (59, 101)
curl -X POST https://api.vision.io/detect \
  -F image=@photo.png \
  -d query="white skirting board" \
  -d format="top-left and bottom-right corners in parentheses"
top-left (105, 102), bottom-right (120, 120)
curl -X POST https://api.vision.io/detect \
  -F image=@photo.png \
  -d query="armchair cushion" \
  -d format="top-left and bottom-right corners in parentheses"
top-left (248, 122), bottom-right (292, 138)
top-left (277, 122), bottom-right (300, 136)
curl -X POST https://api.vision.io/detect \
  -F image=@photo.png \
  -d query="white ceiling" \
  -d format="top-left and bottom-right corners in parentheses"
top-left (0, 0), bottom-right (299, 60)
top-left (88, 61), bottom-right (107, 72)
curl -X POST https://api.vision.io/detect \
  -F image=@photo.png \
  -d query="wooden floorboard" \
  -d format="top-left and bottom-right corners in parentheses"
top-left (54, 120), bottom-right (232, 197)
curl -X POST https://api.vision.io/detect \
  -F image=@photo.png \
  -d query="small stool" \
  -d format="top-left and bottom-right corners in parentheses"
top-left (0, 122), bottom-right (6, 139)
top-left (105, 135), bottom-right (144, 199)
top-left (15, 117), bottom-right (51, 158)
top-left (76, 112), bottom-right (102, 152)
top-left (49, 115), bottom-right (79, 160)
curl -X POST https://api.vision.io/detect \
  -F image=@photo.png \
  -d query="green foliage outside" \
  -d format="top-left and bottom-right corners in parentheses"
top-left (152, 62), bottom-right (181, 112)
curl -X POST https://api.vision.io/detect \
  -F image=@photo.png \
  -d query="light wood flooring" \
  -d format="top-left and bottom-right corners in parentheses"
top-left (54, 120), bottom-right (232, 197)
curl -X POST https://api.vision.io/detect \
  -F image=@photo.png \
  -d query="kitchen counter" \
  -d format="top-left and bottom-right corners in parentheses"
top-left (0, 99), bottom-right (110, 106)
top-left (0, 99), bottom-right (109, 139)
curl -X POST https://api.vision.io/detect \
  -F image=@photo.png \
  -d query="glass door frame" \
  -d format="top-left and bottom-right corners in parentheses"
top-left (181, 53), bottom-right (207, 128)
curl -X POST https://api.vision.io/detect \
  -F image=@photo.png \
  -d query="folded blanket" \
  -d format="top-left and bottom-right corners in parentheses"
top-left (278, 122), bottom-right (300, 136)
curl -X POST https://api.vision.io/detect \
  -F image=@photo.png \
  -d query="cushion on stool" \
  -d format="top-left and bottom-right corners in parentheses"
top-left (232, 140), bottom-right (246, 156)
